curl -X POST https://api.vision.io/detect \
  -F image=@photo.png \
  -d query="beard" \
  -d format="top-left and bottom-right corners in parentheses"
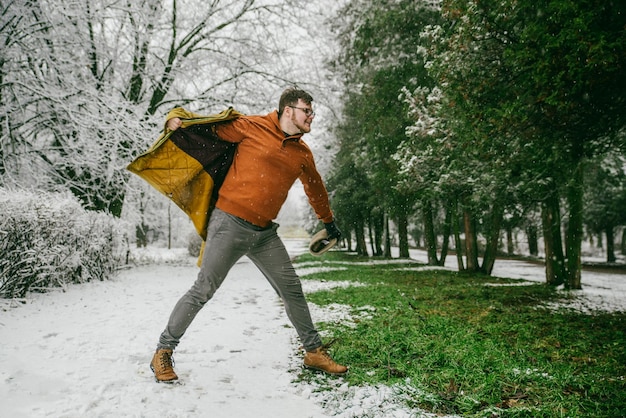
top-left (291, 112), bottom-right (312, 134)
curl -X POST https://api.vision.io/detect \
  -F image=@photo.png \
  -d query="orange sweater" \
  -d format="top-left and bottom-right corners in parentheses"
top-left (214, 110), bottom-right (333, 228)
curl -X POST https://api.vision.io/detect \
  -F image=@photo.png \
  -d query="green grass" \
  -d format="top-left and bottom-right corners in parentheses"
top-left (295, 251), bottom-right (626, 417)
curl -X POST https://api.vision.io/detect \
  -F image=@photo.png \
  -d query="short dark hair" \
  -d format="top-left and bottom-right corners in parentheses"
top-left (278, 87), bottom-right (313, 118)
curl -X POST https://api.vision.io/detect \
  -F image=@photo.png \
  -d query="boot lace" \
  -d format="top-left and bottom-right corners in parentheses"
top-left (318, 339), bottom-right (339, 360)
top-left (158, 351), bottom-right (175, 371)
top-left (320, 338), bottom-right (338, 351)
top-left (302, 338), bottom-right (338, 355)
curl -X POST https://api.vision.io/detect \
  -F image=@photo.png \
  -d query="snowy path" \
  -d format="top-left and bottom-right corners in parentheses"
top-left (0, 254), bottom-right (329, 418)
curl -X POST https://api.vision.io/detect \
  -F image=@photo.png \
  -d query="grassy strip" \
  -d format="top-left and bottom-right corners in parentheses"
top-left (295, 251), bottom-right (626, 417)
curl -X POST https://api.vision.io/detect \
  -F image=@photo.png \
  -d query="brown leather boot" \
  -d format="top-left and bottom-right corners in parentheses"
top-left (304, 346), bottom-right (348, 375)
top-left (150, 348), bottom-right (178, 382)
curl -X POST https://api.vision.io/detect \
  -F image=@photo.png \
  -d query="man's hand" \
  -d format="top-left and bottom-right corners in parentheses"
top-left (324, 221), bottom-right (342, 241)
top-left (167, 117), bottom-right (182, 131)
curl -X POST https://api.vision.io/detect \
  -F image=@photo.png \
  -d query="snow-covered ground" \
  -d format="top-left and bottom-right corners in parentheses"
top-left (1, 239), bottom-right (624, 418)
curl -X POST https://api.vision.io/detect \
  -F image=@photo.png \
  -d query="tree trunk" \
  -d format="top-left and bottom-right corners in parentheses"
top-left (439, 200), bottom-right (452, 266)
top-left (506, 226), bottom-right (514, 255)
top-left (398, 212), bottom-right (410, 258)
top-left (167, 203), bottom-right (172, 250)
top-left (606, 226), bottom-right (616, 263)
top-left (355, 217), bottom-right (368, 256)
top-left (541, 191), bottom-right (566, 286)
top-left (453, 199), bottom-right (465, 271)
top-left (482, 201), bottom-right (504, 275)
top-left (621, 227), bottom-right (626, 256)
top-left (346, 229), bottom-right (353, 252)
top-left (383, 213), bottom-right (392, 258)
top-left (463, 206), bottom-right (479, 272)
top-left (565, 162), bottom-right (584, 290)
top-left (0, 61), bottom-right (5, 178)
top-left (527, 224), bottom-right (539, 256)
top-left (136, 224), bottom-right (148, 248)
top-left (373, 212), bottom-right (384, 256)
top-left (422, 199), bottom-right (439, 265)
top-left (368, 217), bottom-right (376, 256)
top-left (136, 193), bottom-right (148, 247)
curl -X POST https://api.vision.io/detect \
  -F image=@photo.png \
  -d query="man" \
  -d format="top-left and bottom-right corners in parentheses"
top-left (150, 87), bottom-right (347, 382)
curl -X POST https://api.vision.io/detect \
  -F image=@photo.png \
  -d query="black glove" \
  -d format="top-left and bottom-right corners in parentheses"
top-left (324, 221), bottom-right (342, 241)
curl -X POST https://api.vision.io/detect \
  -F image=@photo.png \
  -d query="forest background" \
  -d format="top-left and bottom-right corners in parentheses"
top-left (1, 0), bottom-right (626, 296)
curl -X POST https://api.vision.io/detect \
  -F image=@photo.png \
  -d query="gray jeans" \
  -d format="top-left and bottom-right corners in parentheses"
top-left (157, 208), bottom-right (322, 352)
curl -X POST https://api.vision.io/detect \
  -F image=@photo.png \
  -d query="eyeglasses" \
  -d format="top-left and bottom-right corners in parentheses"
top-left (288, 106), bottom-right (315, 117)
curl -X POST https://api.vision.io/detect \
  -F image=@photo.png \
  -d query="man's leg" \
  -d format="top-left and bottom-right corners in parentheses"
top-left (151, 209), bottom-right (252, 381)
top-left (247, 227), bottom-right (347, 374)
top-left (157, 209), bottom-right (248, 350)
top-left (247, 225), bottom-right (322, 351)
top-left (151, 209), bottom-right (256, 382)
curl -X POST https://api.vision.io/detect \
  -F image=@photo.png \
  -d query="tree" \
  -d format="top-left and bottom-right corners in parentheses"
top-left (396, 85), bottom-right (461, 267)
top-left (1, 0), bottom-right (340, 222)
top-left (329, 0), bottom-right (442, 259)
top-left (326, 141), bottom-right (373, 256)
top-left (584, 154), bottom-right (626, 263)
top-left (424, 0), bottom-right (626, 287)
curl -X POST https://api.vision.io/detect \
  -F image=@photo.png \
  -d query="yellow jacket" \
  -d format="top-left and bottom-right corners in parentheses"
top-left (127, 107), bottom-right (243, 241)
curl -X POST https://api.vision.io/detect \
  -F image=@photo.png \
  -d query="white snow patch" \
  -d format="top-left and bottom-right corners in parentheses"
top-left (396, 265), bottom-right (455, 272)
top-left (297, 266), bottom-right (349, 277)
top-left (301, 378), bottom-right (454, 418)
top-left (483, 282), bottom-right (540, 287)
top-left (300, 279), bottom-right (366, 293)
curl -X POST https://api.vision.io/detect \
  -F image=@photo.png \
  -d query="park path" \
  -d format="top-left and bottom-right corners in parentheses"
top-left (0, 249), bottom-right (331, 418)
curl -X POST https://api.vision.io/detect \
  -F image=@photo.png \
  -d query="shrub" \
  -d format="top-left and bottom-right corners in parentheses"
top-left (0, 188), bottom-right (125, 298)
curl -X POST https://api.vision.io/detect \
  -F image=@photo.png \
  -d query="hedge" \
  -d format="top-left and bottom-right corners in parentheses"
top-left (0, 188), bottom-right (125, 298)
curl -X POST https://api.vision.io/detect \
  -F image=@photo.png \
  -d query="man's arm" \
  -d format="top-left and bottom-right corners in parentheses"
top-left (300, 156), bottom-right (338, 231)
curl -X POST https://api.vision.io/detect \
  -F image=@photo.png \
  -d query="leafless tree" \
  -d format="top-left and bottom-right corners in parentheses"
top-left (1, 0), bottom-right (342, 224)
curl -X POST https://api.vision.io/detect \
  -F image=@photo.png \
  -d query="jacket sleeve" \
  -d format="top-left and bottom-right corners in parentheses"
top-left (213, 117), bottom-right (250, 143)
top-left (164, 107), bottom-right (204, 131)
top-left (164, 107), bottom-right (246, 134)
top-left (127, 107), bottom-right (243, 243)
top-left (300, 157), bottom-right (334, 224)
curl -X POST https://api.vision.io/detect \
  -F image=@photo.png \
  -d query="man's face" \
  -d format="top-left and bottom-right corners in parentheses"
top-left (289, 99), bottom-right (315, 134)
